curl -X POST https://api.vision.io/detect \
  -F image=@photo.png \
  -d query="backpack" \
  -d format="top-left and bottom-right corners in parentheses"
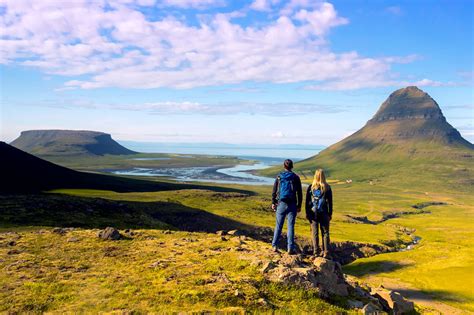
top-left (311, 188), bottom-right (328, 214)
top-left (278, 171), bottom-right (296, 201)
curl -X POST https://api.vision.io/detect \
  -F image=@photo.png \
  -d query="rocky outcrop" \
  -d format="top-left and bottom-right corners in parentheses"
top-left (97, 227), bottom-right (122, 240)
top-left (372, 287), bottom-right (415, 314)
top-left (253, 252), bottom-right (414, 314)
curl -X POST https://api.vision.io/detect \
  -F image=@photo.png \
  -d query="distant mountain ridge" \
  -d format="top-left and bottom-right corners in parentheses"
top-left (10, 130), bottom-right (137, 156)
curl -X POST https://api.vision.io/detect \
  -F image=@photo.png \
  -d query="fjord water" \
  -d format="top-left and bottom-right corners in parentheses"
top-left (114, 142), bottom-right (324, 185)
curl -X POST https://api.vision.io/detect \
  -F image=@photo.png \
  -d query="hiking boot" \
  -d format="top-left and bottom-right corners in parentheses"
top-left (288, 249), bottom-right (297, 255)
top-left (313, 248), bottom-right (322, 257)
top-left (272, 246), bottom-right (280, 253)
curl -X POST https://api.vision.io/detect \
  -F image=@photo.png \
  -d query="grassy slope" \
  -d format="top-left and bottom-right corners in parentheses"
top-left (0, 228), bottom-right (349, 313)
top-left (1, 143), bottom-right (473, 312)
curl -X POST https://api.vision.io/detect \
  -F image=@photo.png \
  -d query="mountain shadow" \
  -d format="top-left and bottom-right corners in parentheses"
top-left (0, 142), bottom-right (253, 195)
top-left (0, 193), bottom-right (260, 235)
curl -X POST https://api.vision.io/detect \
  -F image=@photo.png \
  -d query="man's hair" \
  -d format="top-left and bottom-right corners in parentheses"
top-left (284, 159), bottom-right (293, 170)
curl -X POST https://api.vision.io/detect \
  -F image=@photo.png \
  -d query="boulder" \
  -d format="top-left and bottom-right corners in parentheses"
top-left (227, 230), bottom-right (243, 236)
top-left (279, 253), bottom-right (304, 268)
top-left (312, 257), bottom-right (349, 296)
top-left (261, 260), bottom-right (277, 273)
top-left (372, 288), bottom-right (414, 314)
top-left (52, 227), bottom-right (68, 235)
top-left (347, 299), bottom-right (364, 309)
top-left (97, 227), bottom-right (122, 240)
top-left (361, 302), bottom-right (382, 315)
top-left (269, 266), bottom-right (318, 289)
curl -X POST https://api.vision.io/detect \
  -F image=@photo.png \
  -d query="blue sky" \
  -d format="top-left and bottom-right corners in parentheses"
top-left (0, 0), bottom-right (473, 145)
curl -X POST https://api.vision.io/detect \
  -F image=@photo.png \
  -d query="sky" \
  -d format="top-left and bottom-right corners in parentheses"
top-left (0, 0), bottom-right (473, 145)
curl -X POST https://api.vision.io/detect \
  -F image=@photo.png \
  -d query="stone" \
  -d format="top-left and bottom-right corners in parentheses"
top-left (361, 302), bottom-right (382, 314)
top-left (52, 227), bottom-right (68, 235)
top-left (260, 260), bottom-right (277, 273)
top-left (216, 230), bottom-right (227, 236)
top-left (312, 257), bottom-right (349, 296)
top-left (234, 289), bottom-right (242, 297)
top-left (347, 299), bottom-right (364, 309)
top-left (269, 266), bottom-right (317, 289)
top-left (257, 297), bottom-right (269, 306)
top-left (97, 227), bottom-right (122, 240)
top-left (279, 253), bottom-right (304, 268)
top-left (227, 230), bottom-right (243, 236)
top-left (67, 237), bottom-right (80, 242)
top-left (372, 288), bottom-right (414, 314)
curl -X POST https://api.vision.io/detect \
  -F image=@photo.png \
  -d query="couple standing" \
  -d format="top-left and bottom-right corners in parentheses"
top-left (271, 159), bottom-right (333, 258)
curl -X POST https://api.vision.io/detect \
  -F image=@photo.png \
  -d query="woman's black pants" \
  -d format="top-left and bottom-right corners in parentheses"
top-left (310, 213), bottom-right (330, 255)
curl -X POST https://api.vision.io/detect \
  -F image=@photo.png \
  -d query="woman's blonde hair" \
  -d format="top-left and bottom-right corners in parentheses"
top-left (312, 169), bottom-right (329, 193)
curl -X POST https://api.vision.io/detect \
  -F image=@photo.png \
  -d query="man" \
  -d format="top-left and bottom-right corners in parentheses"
top-left (271, 159), bottom-right (302, 254)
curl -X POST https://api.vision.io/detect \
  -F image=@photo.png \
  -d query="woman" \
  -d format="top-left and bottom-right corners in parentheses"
top-left (305, 169), bottom-right (333, 258)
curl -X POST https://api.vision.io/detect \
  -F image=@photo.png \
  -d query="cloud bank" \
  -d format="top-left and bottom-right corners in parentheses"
top-left (0, 0), bottom-right (444, 90)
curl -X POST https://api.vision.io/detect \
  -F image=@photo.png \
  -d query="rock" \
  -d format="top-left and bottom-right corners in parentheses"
top-left (52, 227), bottom-right (68, 235)
top-left (97, 227), bottom-right (122, 240)
top-left (372, 288), bottom-right (414, 314)
top-left (216, 230), bottom-right (227, 236)
top-left (361, 302), bottom-right (382, 315)
top-left (312, 257), bottom-right (349, 296)
top-left (162, 230), bottom-right (172, 234)
top-left (227, 230), bottom-right (243, 236)
top-left (220, 236), bottom-right (228, 241)
top-left (257, 297), bottom-right (269, 306)
top-left (234, 289), bottom-right (241, 297)
top-left (67, 237), bottom-right (80, 242)
top-left (279, 253), bottom-right (304, 268)
top-left (347, 299), bottom-right (364, 309)
top-left (261, 260), bottom-right (277, 273)
top-left (269, 266), bottom-right (317, 289)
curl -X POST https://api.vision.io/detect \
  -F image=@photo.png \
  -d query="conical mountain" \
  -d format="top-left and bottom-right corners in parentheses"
top-left (270, 86), bottom-right (473, 188)
top-left (351, 86), bottom-right (473, 148)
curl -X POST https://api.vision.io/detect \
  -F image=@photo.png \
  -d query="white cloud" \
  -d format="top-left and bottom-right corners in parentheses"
top-left (17, 98), bottom-right (350, 115)
top-left (0, 0), bottom-right (422, 90)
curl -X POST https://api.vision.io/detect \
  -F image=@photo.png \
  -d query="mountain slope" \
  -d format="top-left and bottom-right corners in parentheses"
top-left (0, 142), bottom-right (249, 194)
top-left (263, 86), bottom-right (473, 188)
top-left (10, 130), bottom-right (136, 156)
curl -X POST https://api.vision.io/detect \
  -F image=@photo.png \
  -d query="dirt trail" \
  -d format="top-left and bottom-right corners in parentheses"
top-left (364, 276), bottom-right (470, 314)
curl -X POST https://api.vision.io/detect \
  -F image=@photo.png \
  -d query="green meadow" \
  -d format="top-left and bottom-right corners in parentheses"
top-left (1, 168), bottom-right (472, 312)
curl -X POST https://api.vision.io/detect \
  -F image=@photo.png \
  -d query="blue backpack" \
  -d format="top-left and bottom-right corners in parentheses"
top-left (278, 171), bottom-right (296, 201)
top-left (311, 188), bottom-right (327, 213)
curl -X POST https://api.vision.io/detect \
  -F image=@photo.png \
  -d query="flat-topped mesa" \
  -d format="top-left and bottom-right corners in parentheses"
top-left (10, 129), bottom-right (137, 156)
top-left (369, 86), bottom-right (445, 123)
